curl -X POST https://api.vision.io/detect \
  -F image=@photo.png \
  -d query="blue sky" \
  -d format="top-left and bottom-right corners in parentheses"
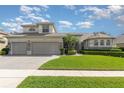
top-left (0, 5), bottom-right (124, 36)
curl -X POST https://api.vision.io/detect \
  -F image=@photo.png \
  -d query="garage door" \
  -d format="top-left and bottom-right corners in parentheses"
top-left (11, 42), bottom-right (27, 55)
top-left (32, 42), bottom-right (60, 55)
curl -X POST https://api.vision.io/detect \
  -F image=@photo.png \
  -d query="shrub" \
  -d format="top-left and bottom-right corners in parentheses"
top-left (81, 50), bottom-right (124, 57)
top-left (0, 51), bottom-right (6, 55)
top-left (82, 49), bottom-right (111, 51)
top-left (110, 48), bottom-right (122, 52)
top-left (119, 48), bottom-right (124, 51)
top-left (67, 49), bottom-right (76, 55)
top-left (60, 48), bottom-right (65, 55)
top-left (1, 47), bottom-right (10, 55)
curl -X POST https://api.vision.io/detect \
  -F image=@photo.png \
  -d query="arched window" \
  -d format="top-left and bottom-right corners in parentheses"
top-left (29, 28), bottom-right (35, 31)
top-left (106, 40), bottom-right (111, 46)
top-left (94, 40), bottom-right (98, 46)
top-left (100, 40), bottom-right (104, 46)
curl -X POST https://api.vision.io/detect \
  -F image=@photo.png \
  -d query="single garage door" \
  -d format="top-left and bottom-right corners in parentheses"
top-left (32, 42), bottom-right (60, 55)
top-left (11, 42), bottom-right (27, 55)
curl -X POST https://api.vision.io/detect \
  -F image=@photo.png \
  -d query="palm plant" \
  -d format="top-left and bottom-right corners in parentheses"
top-left (63, 34), bottom-right (78, 54)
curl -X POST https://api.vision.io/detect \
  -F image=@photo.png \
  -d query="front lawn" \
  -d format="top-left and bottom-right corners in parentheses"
top-left (40, 55), bottom-right (124, 70)
top-left (18, 76), bottom-right (124, 88)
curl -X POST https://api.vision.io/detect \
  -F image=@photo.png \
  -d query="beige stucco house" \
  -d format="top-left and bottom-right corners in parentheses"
top-left (115, 34), bottom-right (124, 48)
top-left (0, 29), bottom-right (8, 51)
top-left (7, 22), bottom-right (115, 55)
top-left (80, 32), bottom-right (115, 50)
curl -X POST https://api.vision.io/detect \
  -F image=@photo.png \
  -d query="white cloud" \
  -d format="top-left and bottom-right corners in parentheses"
top-left (2, 22), bottom-right (17, 28)
top-left (33, 7), bottom-right (41, 12)
top-left (59, 20), bottom-right (73, 28)
top-left (108, 5), bottom-right (123, 14)
top-left (116, 15), bottom-right (124, 27)
top-left (46, 14), bottom-right (51, 18)
top-left (15, 17), bottom-right (24, 23)
top-left (80, 5), bottom-right (124, 21)
top-left (39, 5), bottom-right (49, 11)
top-left (65, 5), bottom-right (76, 10)
top-left (20, 5), bottom-right (33, 14)
top-left (2, 22), bottom-right (21, 32)
top-left (27, 13), bottom-right (45, 22)
top-left (80, 6), bottom-right (111, 20)
top-left (76, 21), bottom-right (94, 28)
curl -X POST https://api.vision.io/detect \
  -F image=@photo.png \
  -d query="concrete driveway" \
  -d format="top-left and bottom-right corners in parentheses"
top-left (0, 55), bottom-right (59, 88)
top-left (0, 55), bottom-right (59, 69)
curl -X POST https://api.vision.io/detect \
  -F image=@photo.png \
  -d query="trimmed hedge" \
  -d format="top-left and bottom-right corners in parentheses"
top-left (81, 50), bottom-right (124, 57)
top-left (119, 48), bottom-right (124, 51)
top-left (83, 48), bottom-right (122, 52)
top-left (67, 49), bottom-right (76, 55)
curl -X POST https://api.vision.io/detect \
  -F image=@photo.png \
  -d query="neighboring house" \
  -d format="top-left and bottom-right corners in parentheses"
top-left (7, 22), bottom-right (115, 55)
top-left (115, 34), bottom-right (124, 48)
top-left (80, 32), bottom-right (115, 50)
top-left (0, 29), bottom-right (8, 51)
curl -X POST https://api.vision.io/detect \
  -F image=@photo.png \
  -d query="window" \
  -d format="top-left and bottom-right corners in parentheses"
top-left (106, 40), bottom-right (111, 46)
top-left (100, 40), bottom-right (104, 46)
top-left (29, 28), bottom-right (35, 31)
top-left (42, 25), bottom-right (49, 32)
top-left (94, 40), bottom-right (98, 46)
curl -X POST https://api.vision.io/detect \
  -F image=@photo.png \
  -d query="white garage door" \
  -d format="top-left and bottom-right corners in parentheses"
top-left (11, 42), bottom-right (27, 55)
top-left (32, 42), bottom-right (60, 55)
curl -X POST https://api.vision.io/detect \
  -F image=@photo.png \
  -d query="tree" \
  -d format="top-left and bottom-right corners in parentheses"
top-left (63, 34), bottom-right (78, 53)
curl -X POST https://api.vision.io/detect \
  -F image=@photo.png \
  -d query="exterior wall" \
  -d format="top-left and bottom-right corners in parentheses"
top-left (38, 25), bottom-right (42, 33)
top-left (8, 36), bottom-right (63, 42)
top-left (49, 24), bottom-right (56, 33)
top-left (23, 24), bottom-right (56, 34)
top-left (83, 38), bottom-right (115, 49)
top-left (23, 26), bottom-right (38, 33)
top-left (116, 43), bottom-right (124, 48)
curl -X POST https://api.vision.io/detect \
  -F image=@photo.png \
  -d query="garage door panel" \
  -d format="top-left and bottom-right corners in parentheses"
top-left (12, 42), bottom-right (27, 55)
top-left (32, 42), bottom-right (60, 55)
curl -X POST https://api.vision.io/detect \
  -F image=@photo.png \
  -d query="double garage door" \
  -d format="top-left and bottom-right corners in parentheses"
top-left (11, 42), bottom-right (61, 55)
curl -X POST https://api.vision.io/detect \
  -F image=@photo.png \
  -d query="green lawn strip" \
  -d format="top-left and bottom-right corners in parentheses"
top-left (17, 76), bottom-right (124, 88)
top-left (39, 55), bottom-right (124, 70)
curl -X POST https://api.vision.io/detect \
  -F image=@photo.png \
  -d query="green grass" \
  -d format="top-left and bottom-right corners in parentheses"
top-left (17, 76), bottom-right (124, 88)
top-left (40, 55), bottom-right (124, 70)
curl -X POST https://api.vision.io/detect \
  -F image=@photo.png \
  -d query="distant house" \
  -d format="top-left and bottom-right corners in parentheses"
top-left (7, 22), bottom-right (115, 55)
top-left (0, 29), bottom-right (8, 51)
top-left (115, 34), bottom-right (124, 48)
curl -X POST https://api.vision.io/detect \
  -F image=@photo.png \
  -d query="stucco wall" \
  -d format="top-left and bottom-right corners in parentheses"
top-left (23, 24), bottom-right (56, 33)
top-left (83, 38), bottom-right (115, 49)
top-left (8, 36), bottom-right (63, 43)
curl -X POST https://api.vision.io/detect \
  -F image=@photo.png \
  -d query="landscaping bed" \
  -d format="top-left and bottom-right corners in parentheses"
top-left (18, 76), bottom-right (124, 88)
top-left (40, 55), bottom-right (124, 70)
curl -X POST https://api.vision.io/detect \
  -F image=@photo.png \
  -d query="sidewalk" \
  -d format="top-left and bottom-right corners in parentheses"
top-left (1, 70), bottom-right (124, 87)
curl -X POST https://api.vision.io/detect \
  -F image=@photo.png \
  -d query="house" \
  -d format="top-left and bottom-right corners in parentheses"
top-left (115, 34), bottom-right (124, 48)
top-left (0, 29), bottom-right (8, 51)
top-left (7, 22), bottom-right (115, 55)
top-left (80, 32), bottom-right (115, 50)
